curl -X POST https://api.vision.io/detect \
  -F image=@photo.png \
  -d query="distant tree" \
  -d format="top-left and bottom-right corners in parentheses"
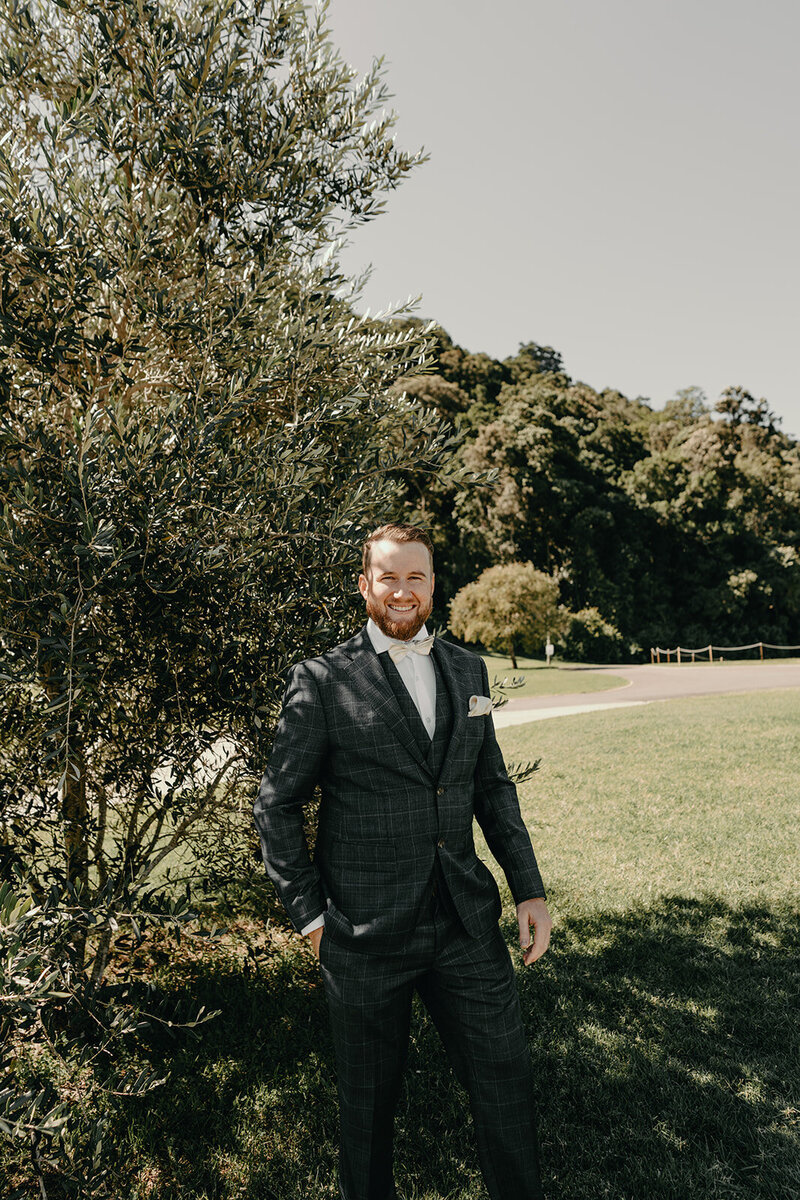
top-left (449, 563), bottom-right (565, 668)
top-left (559, 607), bottom-right (628, 664)
top-left (396, 326), bottom-right (800, 655)
top-left (716, 386), bottom-right (779, 433)
top-left (452, 375), bottom-right (653, 620)
top-left (505, 341), bottom-right (565, 384)
top-left (389, 372), bottom-right (470, 422)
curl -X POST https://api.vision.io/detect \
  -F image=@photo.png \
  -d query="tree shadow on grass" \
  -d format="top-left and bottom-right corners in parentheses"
top-left (117, 895), bottom-right (799, 1200)
top-left (114, 932), bottom-right (340, 1200)
top-left (508, 895), bottom-right (800, 1200)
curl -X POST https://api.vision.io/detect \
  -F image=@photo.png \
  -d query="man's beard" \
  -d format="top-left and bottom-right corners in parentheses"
top-left (366, 595), bottom-right (432, 642)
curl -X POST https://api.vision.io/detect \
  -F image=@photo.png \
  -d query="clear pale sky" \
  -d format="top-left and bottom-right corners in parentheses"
top-left (325, 0), bottom-right (800, 437)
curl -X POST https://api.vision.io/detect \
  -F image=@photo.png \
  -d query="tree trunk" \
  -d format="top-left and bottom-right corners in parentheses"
top-left (63, 746), bottom-right (89, 892)
top-left (62, 745), bottom-right (90, 968)
top-left (509, 641), bottom-right (518, 670)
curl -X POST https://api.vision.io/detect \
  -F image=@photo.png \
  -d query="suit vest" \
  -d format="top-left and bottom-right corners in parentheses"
top-left (377, 647), bottom-right (458, 917)
top-left (377, 648), bottom-right (454, 780)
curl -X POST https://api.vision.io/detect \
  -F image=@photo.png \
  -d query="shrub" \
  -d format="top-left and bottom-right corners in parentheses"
top-left (559, 606), bottom-right (628, 663)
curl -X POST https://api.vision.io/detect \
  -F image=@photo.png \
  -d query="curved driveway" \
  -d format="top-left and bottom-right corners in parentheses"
top-left (493, 661), bottom-right (800, 728)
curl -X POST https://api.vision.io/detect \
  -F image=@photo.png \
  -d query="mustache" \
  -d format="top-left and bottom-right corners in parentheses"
top-left (366, 596), bottom-right (432, 641)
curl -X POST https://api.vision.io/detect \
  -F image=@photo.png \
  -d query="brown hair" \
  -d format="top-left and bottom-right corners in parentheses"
top-left (361, 523), bottom-right (434, 576)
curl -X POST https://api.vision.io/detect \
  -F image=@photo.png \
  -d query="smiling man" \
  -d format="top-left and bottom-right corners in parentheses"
top-left (361, 533), bottom-right (434, 638)
top-left (254, 522), bottom-right (551, 1200)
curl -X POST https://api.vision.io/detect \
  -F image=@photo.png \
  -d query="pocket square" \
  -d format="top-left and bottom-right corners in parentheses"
top-left (468, 694), bottom-right (493, 717)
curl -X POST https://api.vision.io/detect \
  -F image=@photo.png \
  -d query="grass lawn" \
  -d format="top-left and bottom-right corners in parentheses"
top-left (480, 651), bottom-right (627, 697)
top-left (494, 689), bottom-right (800, 1200)
top-left (49, 690), bottom-right (798, 1200)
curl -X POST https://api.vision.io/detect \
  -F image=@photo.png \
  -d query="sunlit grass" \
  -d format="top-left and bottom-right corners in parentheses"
top-left (496, 688), bottom-right (800, 913)
top-left (480, 651), bottom-right (627, 697)
top-left (16, 690), bottom-right (795, 1199)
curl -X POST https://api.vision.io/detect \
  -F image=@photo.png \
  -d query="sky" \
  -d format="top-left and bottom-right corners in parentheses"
top-left (325, 0), bottom-right (800, 436)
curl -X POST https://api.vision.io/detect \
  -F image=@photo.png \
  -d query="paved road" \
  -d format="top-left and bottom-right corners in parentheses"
top-left (493, 661), bottom-right (800, 728)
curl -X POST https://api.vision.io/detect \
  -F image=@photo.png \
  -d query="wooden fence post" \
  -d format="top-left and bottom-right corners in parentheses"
top-left (759, 642), bottom-right (764, 661)
top-left (708, 644), bottom-right (713, 662)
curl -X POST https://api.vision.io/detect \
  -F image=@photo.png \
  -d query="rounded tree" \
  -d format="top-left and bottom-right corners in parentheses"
top-left (449, 563), bottom-right (565, 668)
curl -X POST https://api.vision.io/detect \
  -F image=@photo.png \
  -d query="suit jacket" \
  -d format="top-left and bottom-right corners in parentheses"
top-left (254, 627), bottom-right (546, 952)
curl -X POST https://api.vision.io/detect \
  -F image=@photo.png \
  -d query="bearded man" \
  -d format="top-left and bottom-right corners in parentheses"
top-left (254, 522), bottom-right (551, 1200)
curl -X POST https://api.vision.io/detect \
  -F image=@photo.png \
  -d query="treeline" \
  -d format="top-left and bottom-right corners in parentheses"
top-left (394, 327), bottom-right (800, 659)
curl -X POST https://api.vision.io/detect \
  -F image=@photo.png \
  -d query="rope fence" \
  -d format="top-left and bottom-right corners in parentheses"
top-left (650, 641), bottom-right (800, 663)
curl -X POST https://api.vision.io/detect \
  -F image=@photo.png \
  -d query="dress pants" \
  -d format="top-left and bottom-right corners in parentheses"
top-left (319, 898), bottom-right (544, 1200)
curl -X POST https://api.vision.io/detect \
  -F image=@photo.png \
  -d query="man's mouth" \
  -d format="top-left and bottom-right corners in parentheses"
top-left (388, 604), bottom-right (415, 614)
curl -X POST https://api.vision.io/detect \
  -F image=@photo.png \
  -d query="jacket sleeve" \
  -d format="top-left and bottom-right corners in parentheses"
top-left (253, 662), bottom-right (329, 932)
top-left (472, 659), bottom-right (547, 904)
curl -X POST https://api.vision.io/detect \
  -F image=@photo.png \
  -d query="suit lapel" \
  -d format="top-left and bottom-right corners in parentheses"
top-left (431, 638), bottom-right (470, 779)
top-left (343, 628), bottom-right (433, 777)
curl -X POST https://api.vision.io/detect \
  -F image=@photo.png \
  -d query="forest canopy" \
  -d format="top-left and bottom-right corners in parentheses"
top-left (397, 326), bottom-right (800, 657)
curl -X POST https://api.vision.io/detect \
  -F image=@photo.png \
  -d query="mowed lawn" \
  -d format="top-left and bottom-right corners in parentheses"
top-left (493, 689), bottom-right (800, 1200)
top-left (115, 691), bottom-right (799, 1200)
top-left (480, 651), bottom-right (627, 698)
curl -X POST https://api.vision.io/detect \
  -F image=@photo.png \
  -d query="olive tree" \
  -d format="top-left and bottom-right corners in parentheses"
top-left (0, 0), bottom-right (471, 961)
top-left (0, 0), bottom-right (475, 1186)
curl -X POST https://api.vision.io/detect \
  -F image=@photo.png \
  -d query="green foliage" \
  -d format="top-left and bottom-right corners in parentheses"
top-left (449, 562), bottom-right (566, 667)
top-left (558, 605), bottom-right (629, 664)
top-left (0, 2), bottom-right (470, 1189)
top-left (0, 874), bottom-right (219, 1197)
top-left (418, 333), bottom-right (800, 654)
top-left (479, 653), bottom-right (627, 695)
top-left (0, 0), bottom-right (466, 927)
top-left (2, 694), bottom-right (794, 1197)
top-left (503, 340), bottom-right (564, 385)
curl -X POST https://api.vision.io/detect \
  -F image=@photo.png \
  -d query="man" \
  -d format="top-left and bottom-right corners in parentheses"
top-left (254, 523), bottom-right (552, 1200)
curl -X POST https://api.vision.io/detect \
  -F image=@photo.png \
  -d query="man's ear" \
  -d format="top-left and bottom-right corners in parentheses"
top-left (430, 572), bottom-right (435, 597)
top-left (358, 573), bottom-right (368, 600)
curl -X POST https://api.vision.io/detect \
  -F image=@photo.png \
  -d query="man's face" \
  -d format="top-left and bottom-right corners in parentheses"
top-left (359, 538), bottom-right (435, 642)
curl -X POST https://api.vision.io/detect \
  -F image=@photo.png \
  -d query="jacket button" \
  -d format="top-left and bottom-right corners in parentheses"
top-left (437, 838), bottom-right (445, 848)
top-left (437, 786), bottom-right (445, 795)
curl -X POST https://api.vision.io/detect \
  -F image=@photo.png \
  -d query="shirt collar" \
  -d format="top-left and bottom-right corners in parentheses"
top-left (366, 617), bottom-right (431, 656)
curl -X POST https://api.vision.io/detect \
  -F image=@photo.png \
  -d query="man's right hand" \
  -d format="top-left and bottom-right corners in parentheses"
top-left (307, 926), bottom-right (324, 960)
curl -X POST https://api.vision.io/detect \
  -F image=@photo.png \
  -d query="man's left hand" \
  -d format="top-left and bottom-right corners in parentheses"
top-left (517, 898), bottom-right (552, 965)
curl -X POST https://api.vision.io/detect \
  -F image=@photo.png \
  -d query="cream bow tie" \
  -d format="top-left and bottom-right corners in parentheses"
top-left (387, 635), bottom-right (435, 663)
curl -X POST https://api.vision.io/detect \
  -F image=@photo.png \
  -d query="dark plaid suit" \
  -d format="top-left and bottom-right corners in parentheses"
top-left (255, 628), bottom-right (546, 1199)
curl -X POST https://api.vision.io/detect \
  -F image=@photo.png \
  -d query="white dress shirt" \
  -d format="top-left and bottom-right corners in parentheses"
top-left (300, 620), bottom-right (437, 936)
top-left (365, 618), bottom-right (437, 738)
